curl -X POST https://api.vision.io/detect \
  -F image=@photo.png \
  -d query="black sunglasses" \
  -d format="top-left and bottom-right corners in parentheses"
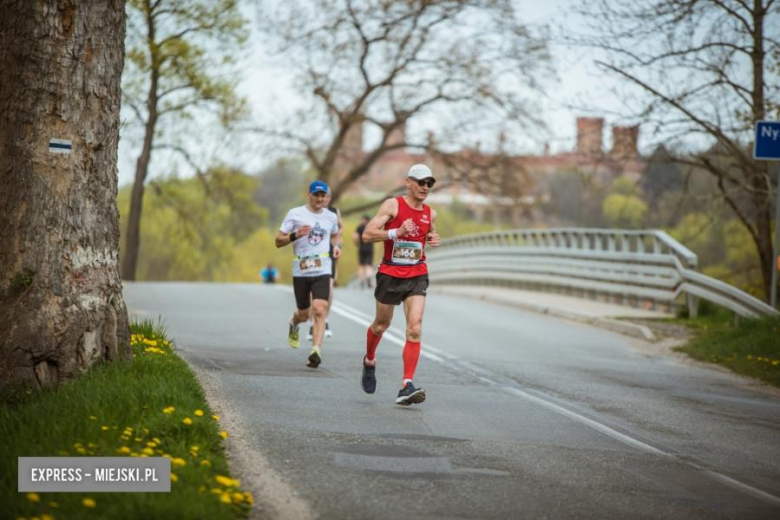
top-left (414, 178), bottom-right (435, 188)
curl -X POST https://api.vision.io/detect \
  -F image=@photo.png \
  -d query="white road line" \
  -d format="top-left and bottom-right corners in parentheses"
top-left (329, 297), bottom-right (780, 507)
top-left (502, 387), bottom-right (669, 457)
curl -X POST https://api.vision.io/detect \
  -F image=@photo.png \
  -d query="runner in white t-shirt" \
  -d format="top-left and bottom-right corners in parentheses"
top-left (275, 180), bottom-right (341, 368)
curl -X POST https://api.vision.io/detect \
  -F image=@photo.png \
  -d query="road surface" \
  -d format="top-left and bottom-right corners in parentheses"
top-left (123, 282), bottom-right (780, 520)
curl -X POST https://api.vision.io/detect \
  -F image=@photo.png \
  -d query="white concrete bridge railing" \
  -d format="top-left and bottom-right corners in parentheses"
top-left (426, 228), bottom-right (778, 319)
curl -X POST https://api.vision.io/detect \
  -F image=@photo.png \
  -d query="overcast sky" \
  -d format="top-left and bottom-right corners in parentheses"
top-left (117, 0), bottom-right (627, 187)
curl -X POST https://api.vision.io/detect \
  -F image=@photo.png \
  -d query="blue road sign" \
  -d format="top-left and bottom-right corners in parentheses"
top-left (754, 121), bottom-right (780, 160)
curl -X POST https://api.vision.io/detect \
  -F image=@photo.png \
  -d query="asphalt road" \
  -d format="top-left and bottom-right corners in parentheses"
top-left (123, 282), bottom-right (780, 520)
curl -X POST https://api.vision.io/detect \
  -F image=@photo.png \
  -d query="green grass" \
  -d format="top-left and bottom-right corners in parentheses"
top-left (673, 307), bottom-right (780, 387)
top-left (1, 319), bottom-right (252, 519)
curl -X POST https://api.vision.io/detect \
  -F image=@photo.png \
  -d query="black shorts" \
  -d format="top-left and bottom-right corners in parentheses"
top-left (374, 273), bottom-right (429, 306)
top-left (358, 249), bottom-right (373, 266)
top-left (293, 275), bottom-right (331, 310)
top-left (331, 257), bottom-right (338, 278)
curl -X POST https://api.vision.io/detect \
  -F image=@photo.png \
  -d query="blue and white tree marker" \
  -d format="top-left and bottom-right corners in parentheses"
top-left (48, 138), bottom-right (72, 154)
top-left (754, 121), bottom-right (780, 160)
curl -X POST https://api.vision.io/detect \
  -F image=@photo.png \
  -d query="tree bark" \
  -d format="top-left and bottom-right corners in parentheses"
top-left (0, 0), bottom-right (131, 390)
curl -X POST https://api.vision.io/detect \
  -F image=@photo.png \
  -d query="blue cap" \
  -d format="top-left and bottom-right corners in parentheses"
top-left (309, 180), bottom-right (330, 194)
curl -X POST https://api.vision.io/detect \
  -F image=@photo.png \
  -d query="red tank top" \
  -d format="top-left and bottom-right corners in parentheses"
top-left (378, 196), bottom-right (431, 278)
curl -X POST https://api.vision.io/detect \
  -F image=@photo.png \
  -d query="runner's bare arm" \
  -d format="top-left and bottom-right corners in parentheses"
top-left (362, 198), bottom-right (399, 243)
top-left (427, 209), bottom-right (441, 247)
top-left (330, 223), bottom-right (342, 258)
top-left (275, 225), bottom-right (312, 248)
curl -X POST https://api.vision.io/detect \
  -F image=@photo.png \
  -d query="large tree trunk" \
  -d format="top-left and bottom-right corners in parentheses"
top-left (0, 0), bottom-right (131, 390)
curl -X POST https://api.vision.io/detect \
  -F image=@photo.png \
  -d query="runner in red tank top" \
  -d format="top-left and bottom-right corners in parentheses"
top-left (359, 164), bottom-right (441, 405)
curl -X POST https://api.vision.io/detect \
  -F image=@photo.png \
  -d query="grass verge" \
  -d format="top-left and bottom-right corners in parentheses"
top-left (0, 318), bottom-right (252, 520)
top-left (672, 306), bottom-right (780, 388)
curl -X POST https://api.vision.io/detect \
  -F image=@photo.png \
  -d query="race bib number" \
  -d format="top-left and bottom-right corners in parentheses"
top-left (391, 241), bottom-right (423, 265)
top-left (299, 255), bottom-right (323, 272)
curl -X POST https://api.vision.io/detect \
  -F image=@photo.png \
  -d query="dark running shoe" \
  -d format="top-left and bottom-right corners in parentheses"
top-left (307, 347), bottom-right (322, 368)
top-left (361, 358), bottom-right (376, 394)
top-left (395, 381), bottom-right (426, 406)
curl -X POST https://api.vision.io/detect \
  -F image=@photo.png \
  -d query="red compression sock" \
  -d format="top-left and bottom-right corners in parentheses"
top-left (402, 340), bottom-right (421, 381)
top-left (366, 327), bottom-right (382, 361)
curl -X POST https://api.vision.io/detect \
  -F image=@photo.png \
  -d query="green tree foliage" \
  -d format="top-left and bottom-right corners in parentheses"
top-left (121, 0), bottom-right (248, 280)
top-left (602, 194), bottom-right (648, 229)
top-left (669, 213), bottom-right (763, 297)
top-left (119, 169), bottom-right (265, 281)
top-left (601, 176), bottom-right (647, 228)
top-left (253, 159), bottom-right (309, 226)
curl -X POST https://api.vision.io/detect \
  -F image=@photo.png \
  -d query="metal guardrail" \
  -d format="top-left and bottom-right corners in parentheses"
top-left (426, 228), bottom-right (778, 319)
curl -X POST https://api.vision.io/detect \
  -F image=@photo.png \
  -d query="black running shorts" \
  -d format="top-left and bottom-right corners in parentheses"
top-left (358, 249), bottom-right (373, 266)
top-left (374, 273), bottom-right (429, 306)
top-left (293, 275), bottom-right (331, 310)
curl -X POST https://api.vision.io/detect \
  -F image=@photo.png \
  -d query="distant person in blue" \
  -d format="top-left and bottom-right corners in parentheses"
top-left (261, 263), bottom-right (280, 284)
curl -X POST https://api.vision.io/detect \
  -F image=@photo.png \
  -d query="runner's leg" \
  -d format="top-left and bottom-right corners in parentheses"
top-left (312, 299), bottom-right (328, 346)
top-left (366, 300), bottom-right (394, 365)
top-left (402, 295), bottom-right (426, 381)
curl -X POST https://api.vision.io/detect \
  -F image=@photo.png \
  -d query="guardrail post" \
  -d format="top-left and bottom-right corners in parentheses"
top-left (687, 293), bottom-right (699, 318)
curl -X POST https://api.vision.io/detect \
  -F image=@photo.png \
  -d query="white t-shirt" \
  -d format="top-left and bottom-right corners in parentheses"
top-left (280, 205), bottom-right (339, 277)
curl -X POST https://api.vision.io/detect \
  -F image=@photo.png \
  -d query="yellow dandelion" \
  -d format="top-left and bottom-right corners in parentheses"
top-left (215, 475), bottom-right (240, 488)
top-left (134, 437), bottom-right (143, 442)
top-left (198, 485), bottom-right (207, 493)
top-left (211, 488), bottom-right (223, 495)
top-left (220, 492), bottom-right (232, 504)
top-left (27, 492), bottom-right (40, 502)
top-left (171, 457), bottom-right (186, 467)
top-left (200, 460), bottom-right (211, 467)
top-left (117, 446), bottom-right (131, 455)
top-left (101, 426), bottom-right (110, 431)
top-left (82, 497), bottom-right (96, 508)
top-left (233, 492), bottom-right (245, 503)
top-left (142, 447), bottom-right (154, 456)
top-left (244, 492), bottom-right (254, 506)
top-left (212, 414), bottom-right (220, 421)
top-left (194, 409), bottom-right (204, 417)
top-left (219, 430), bottom-right (229, 439)
top-left (190, 445), bottom-right (199, 451)
top-left (146, 441), bottom-right (157, 448)
top-left (162, 406), bottom-right (175, 414)
top-left (170, 473), bottom-right (179, 482)
top-left (183, 417), bottom-right (193, 426)
top-left (42, 515), bottom-right (54, 520)
top-left (152, 437), bottom-right (161, 444)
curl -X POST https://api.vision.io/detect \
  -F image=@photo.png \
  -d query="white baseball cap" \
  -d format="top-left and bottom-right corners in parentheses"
top-left (407, 164), bottom-right (435, 181)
